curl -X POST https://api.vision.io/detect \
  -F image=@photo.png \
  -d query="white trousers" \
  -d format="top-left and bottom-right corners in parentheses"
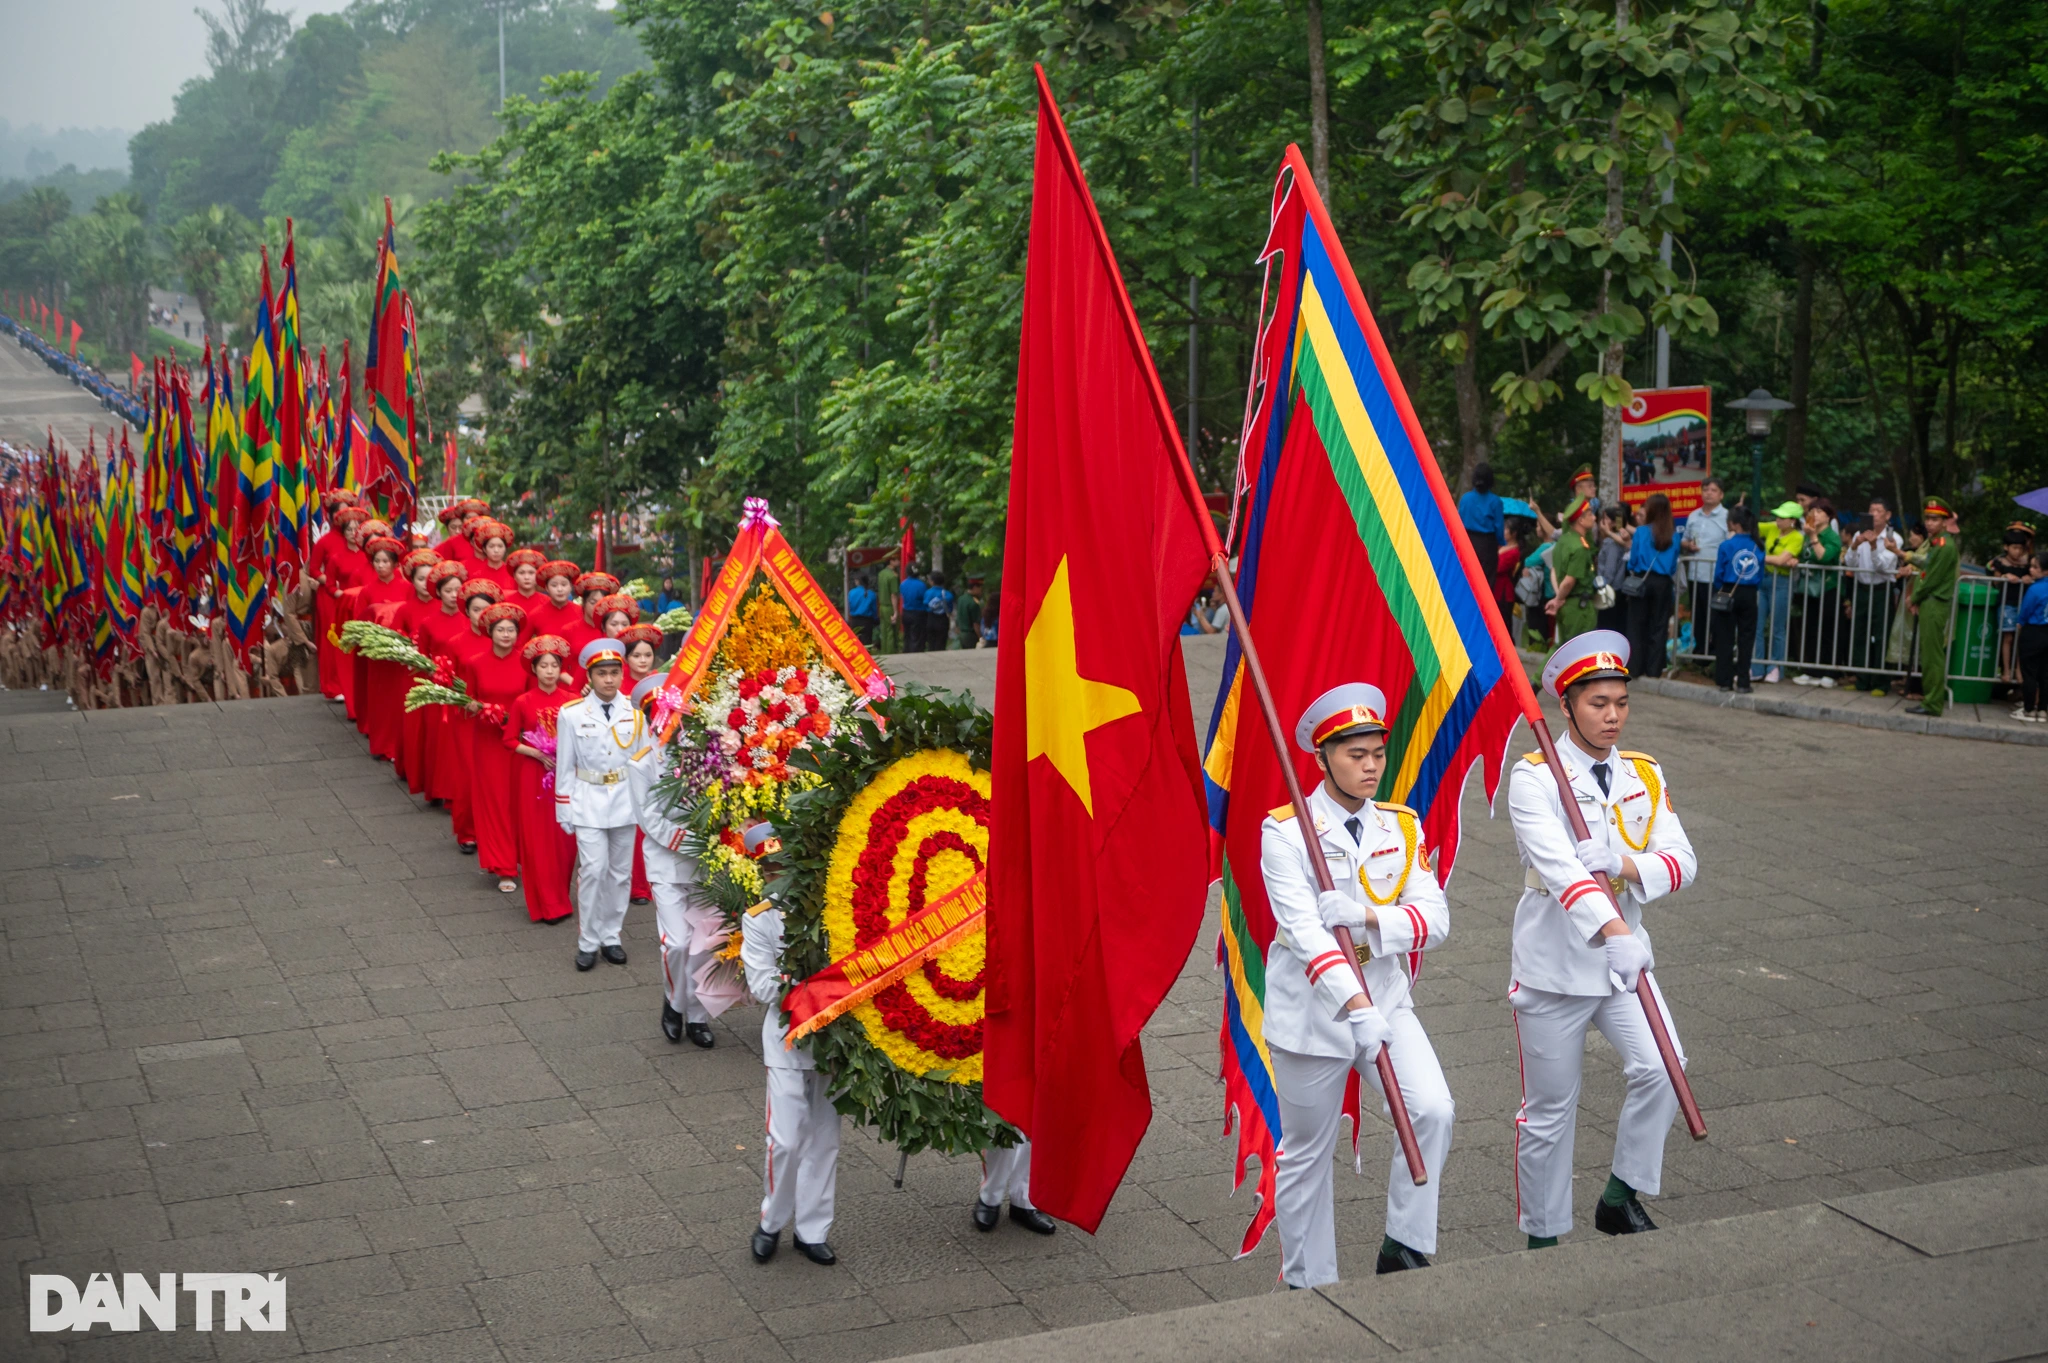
top-left (761, 1067), bottom-right (841, 1243)
top-left (1270, 1004), bottom-right (1454, 1287)
top-left (979, 1139), bottom-right (1035, 1210)
top-left (1510, 977), bottom-right (1686, 1238)
top-left (573, 825), bottom-right (635, 952)
top-left (652, 884), bottom-right (711, 1024)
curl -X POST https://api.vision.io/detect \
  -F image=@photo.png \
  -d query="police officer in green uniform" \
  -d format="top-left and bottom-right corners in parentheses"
top-left (1547, 495), bottom-right (1601, 647)
top-left (1907, 498), bottom-right (1960, 716)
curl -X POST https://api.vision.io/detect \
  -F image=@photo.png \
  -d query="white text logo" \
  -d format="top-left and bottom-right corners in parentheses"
top-left (28, 1274), bottom-right (287, 1332)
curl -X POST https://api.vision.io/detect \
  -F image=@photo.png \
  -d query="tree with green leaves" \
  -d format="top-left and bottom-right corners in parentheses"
top-left (1384, 0), bottom-right (1812, 496)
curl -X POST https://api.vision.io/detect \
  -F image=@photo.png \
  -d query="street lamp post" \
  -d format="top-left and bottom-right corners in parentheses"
top-left (1727, 388), bottom-right (1795, 510)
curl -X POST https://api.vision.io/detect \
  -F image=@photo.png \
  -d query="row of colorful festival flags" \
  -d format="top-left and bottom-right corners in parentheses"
top-left (2, 201), bottom-right (421, 669)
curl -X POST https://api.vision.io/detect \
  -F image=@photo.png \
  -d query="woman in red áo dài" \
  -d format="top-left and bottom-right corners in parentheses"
top-left (504, 635), bottom-right (577, 924)
top-left (355, 529), bottom-right (416, 764)
top-left (463, 600), bottom-right (530, 893)
top-left (441, 580), bottom-right (501, 855)
top-left (619, 622), bottom-right (665, 905)
top-left (396, 548), bottom-right (443, 794)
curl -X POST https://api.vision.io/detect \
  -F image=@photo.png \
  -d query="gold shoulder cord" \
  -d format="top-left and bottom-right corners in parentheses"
top-left (1612, 758), bottom-right (1661, 851)
top-left (607, 707), bottom-right (645, 752)
top-left (1358, 813), bottom-right (1417, 906)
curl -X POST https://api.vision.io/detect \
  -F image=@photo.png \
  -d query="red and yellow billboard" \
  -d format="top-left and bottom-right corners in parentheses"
top-left (1619, 385), bottom-right (1711, 516)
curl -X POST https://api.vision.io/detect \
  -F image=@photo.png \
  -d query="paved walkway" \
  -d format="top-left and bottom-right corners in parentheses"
top-left (1, 657), bottom-right (2042, 1362)
top-left (0, 329), bottom-right (126, 453)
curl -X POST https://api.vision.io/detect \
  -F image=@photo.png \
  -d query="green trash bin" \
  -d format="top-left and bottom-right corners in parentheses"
top-left (1947, 577), bottom-right (2001, 704)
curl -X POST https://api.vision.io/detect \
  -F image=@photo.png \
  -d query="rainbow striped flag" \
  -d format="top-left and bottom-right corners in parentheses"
top-left (1202, 148), bottom-right (1540, 1254)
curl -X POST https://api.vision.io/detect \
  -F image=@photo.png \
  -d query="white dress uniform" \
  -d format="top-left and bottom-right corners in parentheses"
top-left (1260, 687), bottom-right (1454, 1288)
top-left (741, 905), bottom-right (842, 1247)
top-left (1508, 633), bottom-right (1697, 1239)
top-left (626, 743), bottom-right (713, 1029)
top-left (554, 641), bottom-right (649, 956)
top-left (979, 1140), bottom-right (1036, 1212)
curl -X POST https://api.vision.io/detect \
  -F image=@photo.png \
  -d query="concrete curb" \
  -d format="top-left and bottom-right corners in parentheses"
top-left (1627, 674), bottom-right (2048, 747)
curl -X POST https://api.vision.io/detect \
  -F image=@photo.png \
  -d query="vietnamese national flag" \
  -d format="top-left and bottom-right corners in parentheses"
top-left (983, 67), bottom-right (1214, 1234)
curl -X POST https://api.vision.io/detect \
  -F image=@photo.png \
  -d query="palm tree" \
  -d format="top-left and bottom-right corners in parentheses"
top-left (167, 205), bottom-right (253, 347)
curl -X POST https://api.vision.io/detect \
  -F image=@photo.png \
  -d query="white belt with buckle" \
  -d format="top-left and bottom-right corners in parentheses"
top-left (1524, 868), bottom-right (1548, 895)
top-left (575, 768), bottom-right (624, 785)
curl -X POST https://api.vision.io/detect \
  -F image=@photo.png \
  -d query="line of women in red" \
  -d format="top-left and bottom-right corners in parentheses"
top-left (310, 493), bottom-right (670, 924)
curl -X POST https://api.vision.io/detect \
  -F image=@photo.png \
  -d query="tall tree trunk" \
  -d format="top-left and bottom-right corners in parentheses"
top-left (1596, 88), bottom-right (1629, 507)
top-left (1784, 245), bottom-right (1816, 497)
top-left (1453, 307), bottom-right (1487, 491)
top-left (1306, 0), bottom-right (1330, 196)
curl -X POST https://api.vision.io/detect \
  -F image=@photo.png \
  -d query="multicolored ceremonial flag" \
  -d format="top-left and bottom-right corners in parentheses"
top-left (1201, 146), bottom-right (1542, 1253)
top-left (363, 198), bottom-right (418, 529)
top-left (274, 220), bottom-right (311, 586)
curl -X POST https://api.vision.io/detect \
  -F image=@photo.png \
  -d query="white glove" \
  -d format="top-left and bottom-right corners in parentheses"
top-left (1318, 889), bottom-right (1368, 931)
top-left (1603, 931), bottom-right (1653, 992)
top-left (1576, 836), bottom-right (1623, 880)
top-left (1348, 1006), bottom-right (1391, 1065)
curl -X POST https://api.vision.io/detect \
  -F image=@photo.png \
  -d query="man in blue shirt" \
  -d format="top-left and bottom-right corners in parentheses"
top-left (1458, 465), bottom-right (1506, 620)
top-left (846, 576), bottom-right (879, 646)
top-left (899, 569), bottom-right (928, 652)
top-left (2014, 550), bottom-right (2047, 721)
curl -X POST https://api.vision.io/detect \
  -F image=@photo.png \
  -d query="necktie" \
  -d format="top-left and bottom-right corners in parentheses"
top-left (600, 701), bottom-right (612, 722)
top-left (1344, 816), bottom-right (1363, 847)
top-left (1591, 761), bottom-right (1611, 796)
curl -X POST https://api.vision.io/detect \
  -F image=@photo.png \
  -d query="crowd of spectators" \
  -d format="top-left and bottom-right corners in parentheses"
top-left (1460, 461), bottom-right (2043, 719)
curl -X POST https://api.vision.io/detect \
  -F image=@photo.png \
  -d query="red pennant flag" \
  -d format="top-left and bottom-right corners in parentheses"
top-left (68, 320), bottom-right (80, 358)
top-left (983, 67), bottom-right (1215, 1234)
top-left (131, 353), bottom-right (144, 390)
top-left (443, 431), bottom-right (458, 495)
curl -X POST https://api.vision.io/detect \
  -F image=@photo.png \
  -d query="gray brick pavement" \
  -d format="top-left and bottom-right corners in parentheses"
top-left (0, 659), bottom-right (2043, 1361)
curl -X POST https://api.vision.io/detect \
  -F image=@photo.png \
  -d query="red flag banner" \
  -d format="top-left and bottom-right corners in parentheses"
top-left (983, 67), bottom-right (1215, 1233)
top-left (759, 530), bottom-right (888, 700)
top-left (68, 321), bottom-right (80, 358)
top-left (783, 870), bottom-right (987, 1042)
top-left (655, 521), bottom-right (768, 737)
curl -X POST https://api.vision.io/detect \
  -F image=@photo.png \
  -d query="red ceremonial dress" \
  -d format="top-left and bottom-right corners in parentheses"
top-left (398, 595), bottom-right (441, 794)
top-left (511, 590), bottom-right (549, 643)
top-left (332, 545), bottom-right (375, 719)
top-left (434, 534), bottom-right (477, 567)
top-left (309, 531), bottom-right (360, 699)
top-left (502, 687), bottom-right (575, 922)
top-left (461, 645), bottom-right (531, 879)
top-left (469, 559), bottom-right (515, 591)
top-left (354, 575), bottom-right (416, 763)
top-left (422, 616), bottom-right (486, 846)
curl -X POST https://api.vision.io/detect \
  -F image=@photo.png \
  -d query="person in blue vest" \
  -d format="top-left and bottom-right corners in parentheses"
top-left (845, 575), bottom-right (878, 646)
top-left (898, 566), bottom-right (928, 652)
top-left (923, 573), bottom-right (956, 650)
top-left (1709, 506), bottom-right (1765, 692)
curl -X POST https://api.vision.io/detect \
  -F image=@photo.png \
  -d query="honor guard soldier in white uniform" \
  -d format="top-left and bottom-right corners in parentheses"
top-left (1261, 684), bottom-right (1454, 1286)
top-left (741, 835), bottom-right (843, 1267)
top-left (556, 639), bottom-right (649, 971)
top-left (973, 1140), bottom-right (1055, 1235)
top-left (1508, 630), bottom-right (1696, 1246)
top-left (626, 674), bottom-right (716, 1047)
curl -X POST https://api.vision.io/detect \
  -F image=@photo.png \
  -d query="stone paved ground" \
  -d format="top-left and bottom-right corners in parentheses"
top-left (1, 651), bottom-right (2043, 1363)
top-left (0, 331), bottom-right (123, 452)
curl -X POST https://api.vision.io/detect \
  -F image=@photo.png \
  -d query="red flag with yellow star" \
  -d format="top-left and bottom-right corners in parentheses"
top-left (983, 68), bottom-right (1215, 1234)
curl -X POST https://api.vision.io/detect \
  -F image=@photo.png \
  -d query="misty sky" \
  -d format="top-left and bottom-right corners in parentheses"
top-left (0, 0), bottom-right (347, 145)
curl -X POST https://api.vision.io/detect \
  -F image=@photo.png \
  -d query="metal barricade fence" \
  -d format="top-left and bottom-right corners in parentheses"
top-left (1667, 554), bottom-right (2017, 693)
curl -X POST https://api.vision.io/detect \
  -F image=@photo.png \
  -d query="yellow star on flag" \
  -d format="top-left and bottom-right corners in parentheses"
top-left (1024, 555), bottom-right (1141, 817)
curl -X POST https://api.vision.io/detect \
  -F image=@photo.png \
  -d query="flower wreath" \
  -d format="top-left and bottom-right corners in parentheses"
top-left (763, 684), bottom-right (1018, 1158)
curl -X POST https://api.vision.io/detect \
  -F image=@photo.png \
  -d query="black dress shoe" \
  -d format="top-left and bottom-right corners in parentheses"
top-left (1594, 1196), bottom-right (1658, 1235)
top-left (457, 841), bottom-right (477, 855)
top-left (601, 944), bottom-right (628, 965)
top-left (1375, 1243), bottom-right (1431, 1273)
top-left (972, 1200), bottom-right (1000, 1232)
top-left (575, 950), bottom-right (598, 971)
top-left (751, 1227), bottom-right (778, 1262)
top-left (685, 1023), bottom-right (715, 1049)
top-left (661, 1000), bottom-right (684, 1043)
top-left (630, 895), bottom-right (652, 905)
top-left (1009, 1206), bottom-right (1056, 1235)
top-left (792, 1234), bottom-right (836, 1265)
